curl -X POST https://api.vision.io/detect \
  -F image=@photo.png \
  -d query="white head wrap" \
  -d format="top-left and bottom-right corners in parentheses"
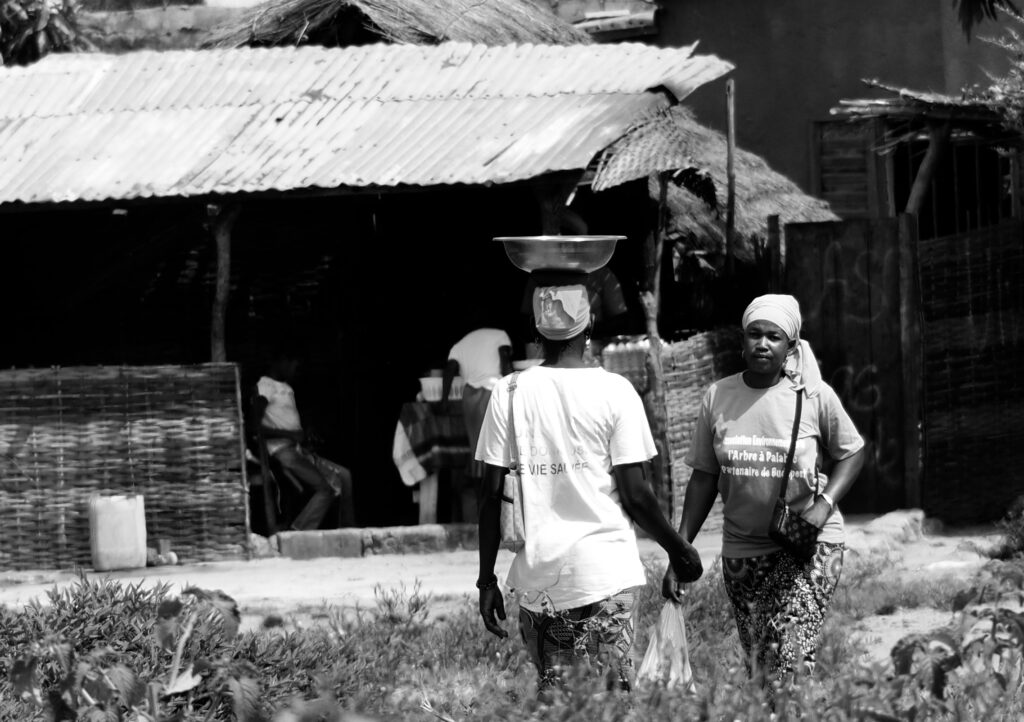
top-left (741, 294), bottom-right (823, 396)
top-left (533, 284), bottom-right (591, 341)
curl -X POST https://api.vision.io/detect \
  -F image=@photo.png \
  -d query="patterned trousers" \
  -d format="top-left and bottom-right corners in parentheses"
top-left (518, 590), bottom-right (636, 695)
top-left (722, 542), bottom-right (844, 683)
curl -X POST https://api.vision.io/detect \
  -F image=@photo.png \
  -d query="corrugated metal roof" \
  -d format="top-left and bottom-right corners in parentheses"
top-left (0, 42), bottom-right (732, 206)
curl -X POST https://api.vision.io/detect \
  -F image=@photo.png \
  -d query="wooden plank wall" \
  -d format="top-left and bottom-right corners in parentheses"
top-left (917, 221), bottom-right (1024, 522)
top-left (813, 119), bottom-right (889, 220)
top-left (784, 218), bottom-right (907, 513)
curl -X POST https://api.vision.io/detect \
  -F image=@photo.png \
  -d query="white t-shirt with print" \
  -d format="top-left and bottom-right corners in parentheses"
top-left (448, 328), bottom-right (512, 391)
top-left (685, 373), bottom-right (865, 558)
top-left (257, 376), bottom-right (302, 456)
top-left (476, 367), bottom-right (655, 612)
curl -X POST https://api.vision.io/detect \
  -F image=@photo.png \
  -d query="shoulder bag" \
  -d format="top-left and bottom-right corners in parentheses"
top-left (767, 387), bottom-right (821, 560)
top-left (499, 372), bottom-right (525, 552)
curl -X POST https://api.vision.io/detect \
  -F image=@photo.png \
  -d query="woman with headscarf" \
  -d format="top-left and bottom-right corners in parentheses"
top-left (663, 294), bottom-right (865, 690)
top-left (475, 276), bottom-right (703, 698)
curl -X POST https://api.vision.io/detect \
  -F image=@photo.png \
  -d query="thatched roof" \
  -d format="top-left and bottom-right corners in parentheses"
top-left (204, 0), bottom-right (590, 49)
top-left (593, 107), bottom-right (838, 263)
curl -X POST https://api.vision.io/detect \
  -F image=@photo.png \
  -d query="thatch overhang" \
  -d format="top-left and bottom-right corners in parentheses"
top-left (592, 107), bottom-right (839, 264)
top-left (203, 0), bottom-right (590, 49)
top-left (831, 80), bottom-right (1020, 151)
top-left (834, 80), bottom-right (1002, 123)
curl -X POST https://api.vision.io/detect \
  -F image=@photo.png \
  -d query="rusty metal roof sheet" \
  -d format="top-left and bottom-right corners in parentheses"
top-left (0, 42), bottom-right (732, 206)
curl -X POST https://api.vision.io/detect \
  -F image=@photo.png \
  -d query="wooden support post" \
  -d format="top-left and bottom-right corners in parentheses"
top-left (725, 78), bottom-right (737, 277)
top-left (416, 474), bottom-right (439, 525)
top-left (898, 213), bottom-right (923, 509)
top-left (904, 122), bottom-right (951, 217)
top-left (767, 214), bottom-right (782, 292)
top-left (209, 203), bottom-right (240, 363)
top-left (642, 173), bottom-right (671, 515)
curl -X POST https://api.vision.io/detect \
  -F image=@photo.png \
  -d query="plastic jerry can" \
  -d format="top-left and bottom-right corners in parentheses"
top-left (89, 494), bottom-right (148, 571)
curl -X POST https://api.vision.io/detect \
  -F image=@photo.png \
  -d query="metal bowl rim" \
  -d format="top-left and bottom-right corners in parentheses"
top-left (493, 235), bottom-right (626, 243)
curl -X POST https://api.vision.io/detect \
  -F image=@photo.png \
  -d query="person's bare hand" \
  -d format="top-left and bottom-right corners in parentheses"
top-left (479, 586), bottom-right (508, 638)
top-left (671, 541), bottom-right (703, 582)
top-left (801, 498), bottom-right (831, 529)
top-left (663, 542), bottom-right (702, 603)
top-left (662, 564), bottom-right (685, 604)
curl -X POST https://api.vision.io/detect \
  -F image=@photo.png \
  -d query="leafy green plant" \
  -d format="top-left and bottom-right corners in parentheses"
top-left (980, 497), bottom-right (1024, 560)
top-left (6, 563), bottom-right (1024, 721)
top-left (4, 579), bottom-right (259, 721)
top-left (0, 0), bottom-right (95, 65)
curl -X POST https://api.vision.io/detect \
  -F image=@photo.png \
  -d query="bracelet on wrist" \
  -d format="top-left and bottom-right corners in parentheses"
top-left (475, 575), bottom-right (498, 590)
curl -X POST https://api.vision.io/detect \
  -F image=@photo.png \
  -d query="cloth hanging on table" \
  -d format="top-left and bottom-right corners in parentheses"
top-left (392, 403), bottom-right (472, 486)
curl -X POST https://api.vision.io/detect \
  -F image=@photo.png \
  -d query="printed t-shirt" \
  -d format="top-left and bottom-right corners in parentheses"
top-left (257, 376), bottom-right (302, 456)
top-left (685, 373), bottom-right (865, 558)
top-left (448, 328), bottom-right (512, 391)
top-left (476, 366), bottom-right (655, 612)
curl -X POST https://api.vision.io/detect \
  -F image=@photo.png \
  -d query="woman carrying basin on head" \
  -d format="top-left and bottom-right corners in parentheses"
top-left (474, 273), bottom-right (702, 697)
top-left (663, 294), bottom-right (865, 689)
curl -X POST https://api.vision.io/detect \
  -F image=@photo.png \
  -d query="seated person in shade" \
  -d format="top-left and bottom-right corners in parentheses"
top-left (252, 348), bottom-right (355, 530)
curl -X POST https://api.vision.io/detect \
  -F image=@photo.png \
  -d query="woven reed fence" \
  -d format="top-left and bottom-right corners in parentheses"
top-left (0, 364), bottom-right (249, 570)
top-left (661, 328), bottom-right (744, 526)
top-left (918, 222), bottom-right (1024, 522)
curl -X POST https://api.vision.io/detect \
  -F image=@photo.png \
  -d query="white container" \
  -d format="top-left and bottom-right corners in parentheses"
top-left (418, 377), bottom-right (443, 401)
top-left (89, 494), bottom-right (148, 571)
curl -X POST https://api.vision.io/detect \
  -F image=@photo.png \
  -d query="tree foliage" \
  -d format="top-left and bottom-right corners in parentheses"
top-left (973, 10), bottom-right (1024, 133)
top-left (955, 0), bottom-right (1021, 35)
top-left (1, 0), bottom-right (94, 66)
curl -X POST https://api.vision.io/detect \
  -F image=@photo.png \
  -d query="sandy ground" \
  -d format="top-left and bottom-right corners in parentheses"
top-left (0, 525), bottom-right (721, 631)
top-left (844, 526), bottom-right (1001, 665)
top-left (0, 516), bottom-right (1002, 666)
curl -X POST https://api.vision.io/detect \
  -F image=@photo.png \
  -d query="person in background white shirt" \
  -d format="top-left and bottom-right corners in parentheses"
top-left (474, 275), bottom-right (702, 698)
top-left (442, 326), bottom-right (514, 474)
top-left (438, 326), bottom-right (513, 523)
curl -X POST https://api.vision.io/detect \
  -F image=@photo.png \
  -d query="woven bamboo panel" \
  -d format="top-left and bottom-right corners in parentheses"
top-left (0, 364), bottom-right (248, 570)
top-left (661, 328), bottom-right (744, 526)
top-left (918, 222), bottom-right (1024, 522)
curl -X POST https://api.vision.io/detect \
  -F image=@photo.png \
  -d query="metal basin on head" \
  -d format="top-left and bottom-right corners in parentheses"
top-left (494, 235), bottom-right (624, 273)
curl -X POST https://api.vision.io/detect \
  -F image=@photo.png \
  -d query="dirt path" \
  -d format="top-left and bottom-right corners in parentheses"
top-left (0, 516), bottom-right (1002, 654)
top-left (845, 526), bottom-right (1000, 665)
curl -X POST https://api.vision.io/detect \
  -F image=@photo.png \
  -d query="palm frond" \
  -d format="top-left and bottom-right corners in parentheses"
top-left (955, 0), bottom-right (1021, 36)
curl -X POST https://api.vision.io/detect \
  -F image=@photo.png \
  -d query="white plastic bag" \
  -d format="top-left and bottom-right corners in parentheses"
top-left (638, 601), bottom-right (695, 690)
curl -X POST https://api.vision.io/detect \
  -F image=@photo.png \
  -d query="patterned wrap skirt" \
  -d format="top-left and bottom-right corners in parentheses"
top-left (518, 590), bottom-right (637, 694)
top-left (722, 541), bottom-right (844, 682)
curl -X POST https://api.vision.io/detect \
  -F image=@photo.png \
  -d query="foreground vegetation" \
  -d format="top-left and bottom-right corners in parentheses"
top-left (2, 548), bottom-right (1024, 721)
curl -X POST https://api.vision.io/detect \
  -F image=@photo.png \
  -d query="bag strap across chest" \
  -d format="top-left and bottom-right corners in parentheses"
top-left (776, 387), bottom-right (804, 501)
top-left (506, 372), bottom-right (522, 472)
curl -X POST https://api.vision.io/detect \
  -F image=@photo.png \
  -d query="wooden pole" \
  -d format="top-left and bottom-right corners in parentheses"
top-left (725, 78), bottom-right (737, 277)
top-left (904, 122), bottom-right (950, 217)
top-left (767, 214), bottom-right (781, 292)
top-left (641, 174), bottom-right (669, 338)
top-left (642, 173), bottom-right (670, 516)
top-left (898, 213), bottom-right (923, 509)
top-left (209, 203), bottom-right (240, 363)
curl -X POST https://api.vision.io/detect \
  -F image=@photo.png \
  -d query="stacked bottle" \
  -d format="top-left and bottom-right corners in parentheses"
top-left (601, 337), bottom-right (650, 389)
